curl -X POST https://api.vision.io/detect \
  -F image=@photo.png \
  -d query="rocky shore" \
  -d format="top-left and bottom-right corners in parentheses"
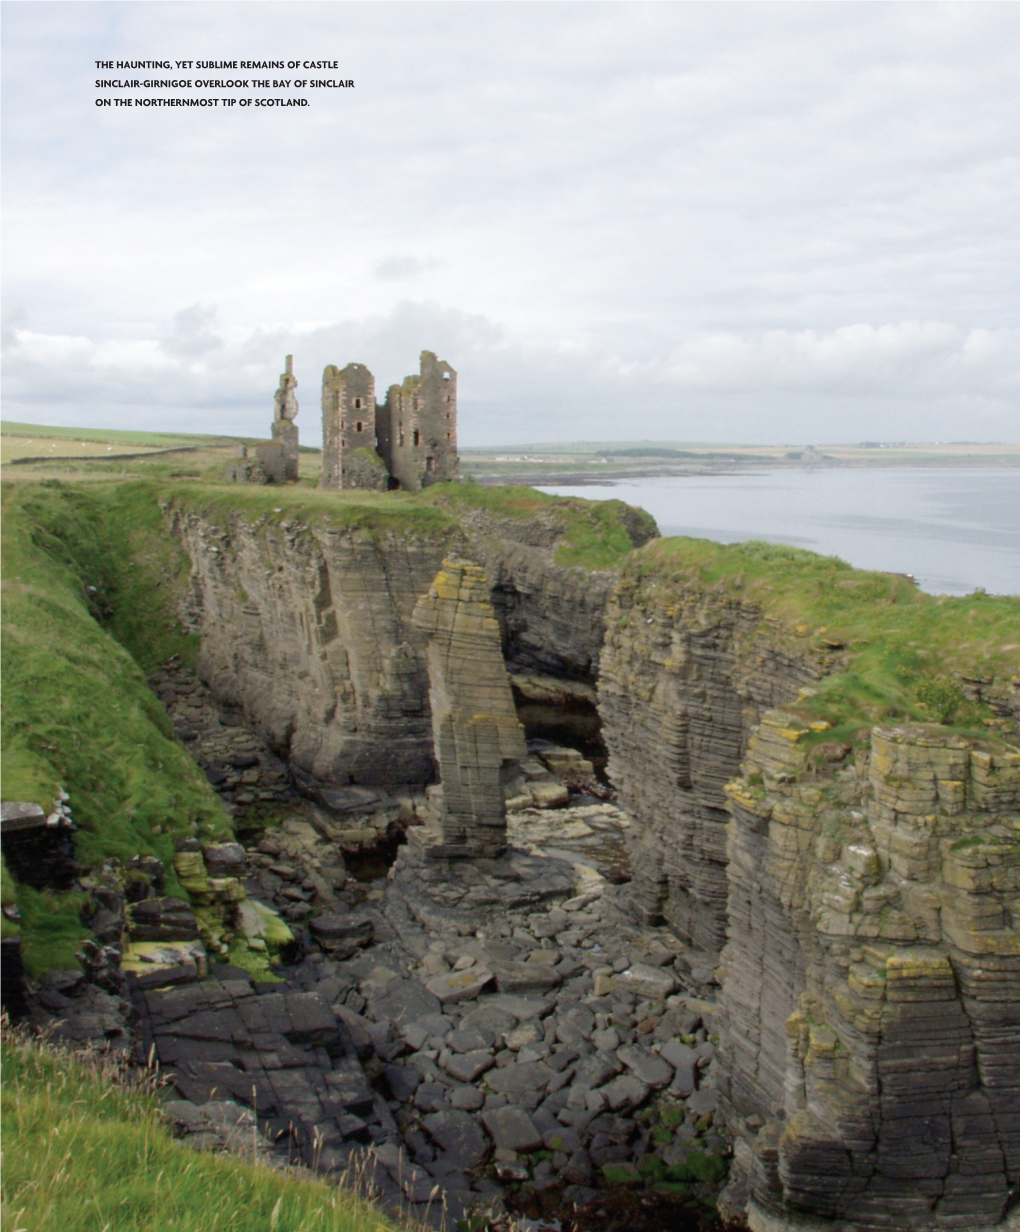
top-left (25, 750), bottom-right (737, 1232)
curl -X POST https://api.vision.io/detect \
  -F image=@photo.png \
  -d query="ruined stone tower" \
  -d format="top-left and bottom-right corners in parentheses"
top-left (263, 354), bottom-right (300, 482)
top-left (319, 362), bottom-right (387, 491)
top-left (378, 352), bottom-right (459, 492)
top-left (318, 350), bottom-right (459, 492)
top-left (225, 354), bottom-right (300, 484)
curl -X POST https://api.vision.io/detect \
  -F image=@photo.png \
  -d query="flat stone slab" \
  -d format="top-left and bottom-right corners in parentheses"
top-left (484, 1060), bottom-right (554, 1097)
top-left (421, 1110), bottom-right (490, 1171)
top-left (602, 1073), bottom-right (651, 1112)
top-left (447, 1027), bottom-right (492, 1053)
top-left (383, 1062), bottom-right (421, 1102)
top-left (660, 1040), bottom-right (699, 1095)
top-left (367, 978), bottom-right (442, 1025)
top-left (449, 1086), bottom-right (485, 1111)
top-left (481, 994), bottom-right (555, 1022)
top-left (481, 1106), bottom-right (544, 1152)
top-left (315, 785), bottom-right (388, 815)
top-left (0, 801), bottom-right (48, 831)
top-left (425, 967), bottom-right (494, 1004)
top-left (613, 962), bottom-right (678, 1000)
top-left (686, 1087), bottom-right (718, 1117)
top-left (310, 914), bottom-right (374, 947)
top-left (617, 1045), bottom-right (673, 1088)
top-left (442, 1049), bottom-right (494, 1083)
top-left (459, 1005), bottom-right (517, 1036)
top-left (490, 960), bottom-right (563, 993)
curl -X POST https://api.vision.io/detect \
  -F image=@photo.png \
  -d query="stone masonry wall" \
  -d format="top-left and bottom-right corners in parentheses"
top-left (320, 363), bottom-right (385, 491)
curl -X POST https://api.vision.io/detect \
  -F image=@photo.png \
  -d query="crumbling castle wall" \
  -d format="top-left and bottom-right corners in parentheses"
top-left (378, 352), bottom-right (459, 492)
top-left (225, 355), bottom-right (300, 485)
top-left (318, 351), bottom-right (458, 493)
top-left (320, 363), bottom-right (387, 491)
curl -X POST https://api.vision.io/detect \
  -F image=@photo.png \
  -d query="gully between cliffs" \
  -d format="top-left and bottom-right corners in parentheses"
top-left (168, 498), bottom-right (1020, 1232)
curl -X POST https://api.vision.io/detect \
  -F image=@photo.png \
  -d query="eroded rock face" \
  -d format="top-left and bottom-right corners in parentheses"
top-left (458, 507), bottom-right (620, 683)
top-left (164, 498), bottom-right (1020, 1229)
top-left (169, 502), bottom-right (624, 792)
top-left (412, 558), bottom-right (526, 856)
top-left (721, 716), bottom-right (1020, 1230)
top-left (598, 573), bottom-right (828, 952)
top-left (171, 507), bottom-right (456, 787)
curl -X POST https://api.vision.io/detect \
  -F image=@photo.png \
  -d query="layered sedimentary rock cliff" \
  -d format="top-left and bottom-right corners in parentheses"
top-left (167, 491), bottom-right (1020, 1231)
top-left (599, 551), bottom-right (1020, 1231)
top-left (171, 506), bottom-right (454, 787)
top-left (598, 571), bottom-right (834, 952)
top-left (723, 717), bottom-right (1020, 1231)
top-left (168, 493), bottom-right (637, 792)
top-left (412, 557), bottom-right (526, 855)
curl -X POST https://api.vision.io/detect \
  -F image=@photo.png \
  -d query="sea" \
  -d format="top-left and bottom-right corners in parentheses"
top-left (539, 466), bottom-right (1020, 597)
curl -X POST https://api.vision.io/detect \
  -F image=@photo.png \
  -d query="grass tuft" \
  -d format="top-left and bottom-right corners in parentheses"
top-left (1, 1020), bottom-right (408, 1232)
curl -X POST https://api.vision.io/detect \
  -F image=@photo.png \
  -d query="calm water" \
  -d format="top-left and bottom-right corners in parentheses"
top-left (541, 467), bottom-right (1020, 597)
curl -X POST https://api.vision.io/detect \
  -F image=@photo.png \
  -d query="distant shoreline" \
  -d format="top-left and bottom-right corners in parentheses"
top-left (471, 457), bottom-right (1020, 487)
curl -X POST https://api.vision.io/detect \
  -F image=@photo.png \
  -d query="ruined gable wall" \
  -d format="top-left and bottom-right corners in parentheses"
top-left (418, 351), bottom-right (459, 486)
top-left (320, 363), bottom-right (385, 491)
top-left (379, 377), bottom-right (424, 492)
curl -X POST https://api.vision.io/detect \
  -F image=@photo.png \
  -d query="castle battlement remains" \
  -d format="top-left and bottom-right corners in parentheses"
top-left (321, 350), bottom-right (459, 492)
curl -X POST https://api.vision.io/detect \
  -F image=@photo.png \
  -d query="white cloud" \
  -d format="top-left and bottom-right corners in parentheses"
top-left (374, 255), bottom-right (442, 282)
top-left (3, 306), bottom-right (1016, 447)
top-left (2, 2), bottom-right (1019, 443)
top-left (648, 323), bottom-right (1020, 397)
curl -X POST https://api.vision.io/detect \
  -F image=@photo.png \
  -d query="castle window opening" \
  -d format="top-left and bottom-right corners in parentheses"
top-left (354, 398), bottom-right (362, 409)
top-left (356, 421), bottom-right (363, 433)
top-left (413, 429), bottom-right (421, 447)
top-left (442, 372), bottom-right (451, 380)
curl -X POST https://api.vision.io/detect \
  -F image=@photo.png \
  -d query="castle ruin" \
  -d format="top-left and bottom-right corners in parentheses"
top-left (320, 350), bottom-right (459, 492)
top-left (226, 355), bottom-right (301, 484)
top-left (228, 350), bottom-right (459, 491)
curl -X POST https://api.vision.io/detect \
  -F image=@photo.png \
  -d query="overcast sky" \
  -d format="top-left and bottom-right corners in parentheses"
top-left (2, 1), bottom-right (1018, 446)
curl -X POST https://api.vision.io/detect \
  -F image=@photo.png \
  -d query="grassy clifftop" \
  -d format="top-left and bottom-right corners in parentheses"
top-left (1, 481), bottom-right (232, 970)
top-left (159, 478), bottom-right (658, 571)
top-left (629, 535), bottom-right (1020, 742)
